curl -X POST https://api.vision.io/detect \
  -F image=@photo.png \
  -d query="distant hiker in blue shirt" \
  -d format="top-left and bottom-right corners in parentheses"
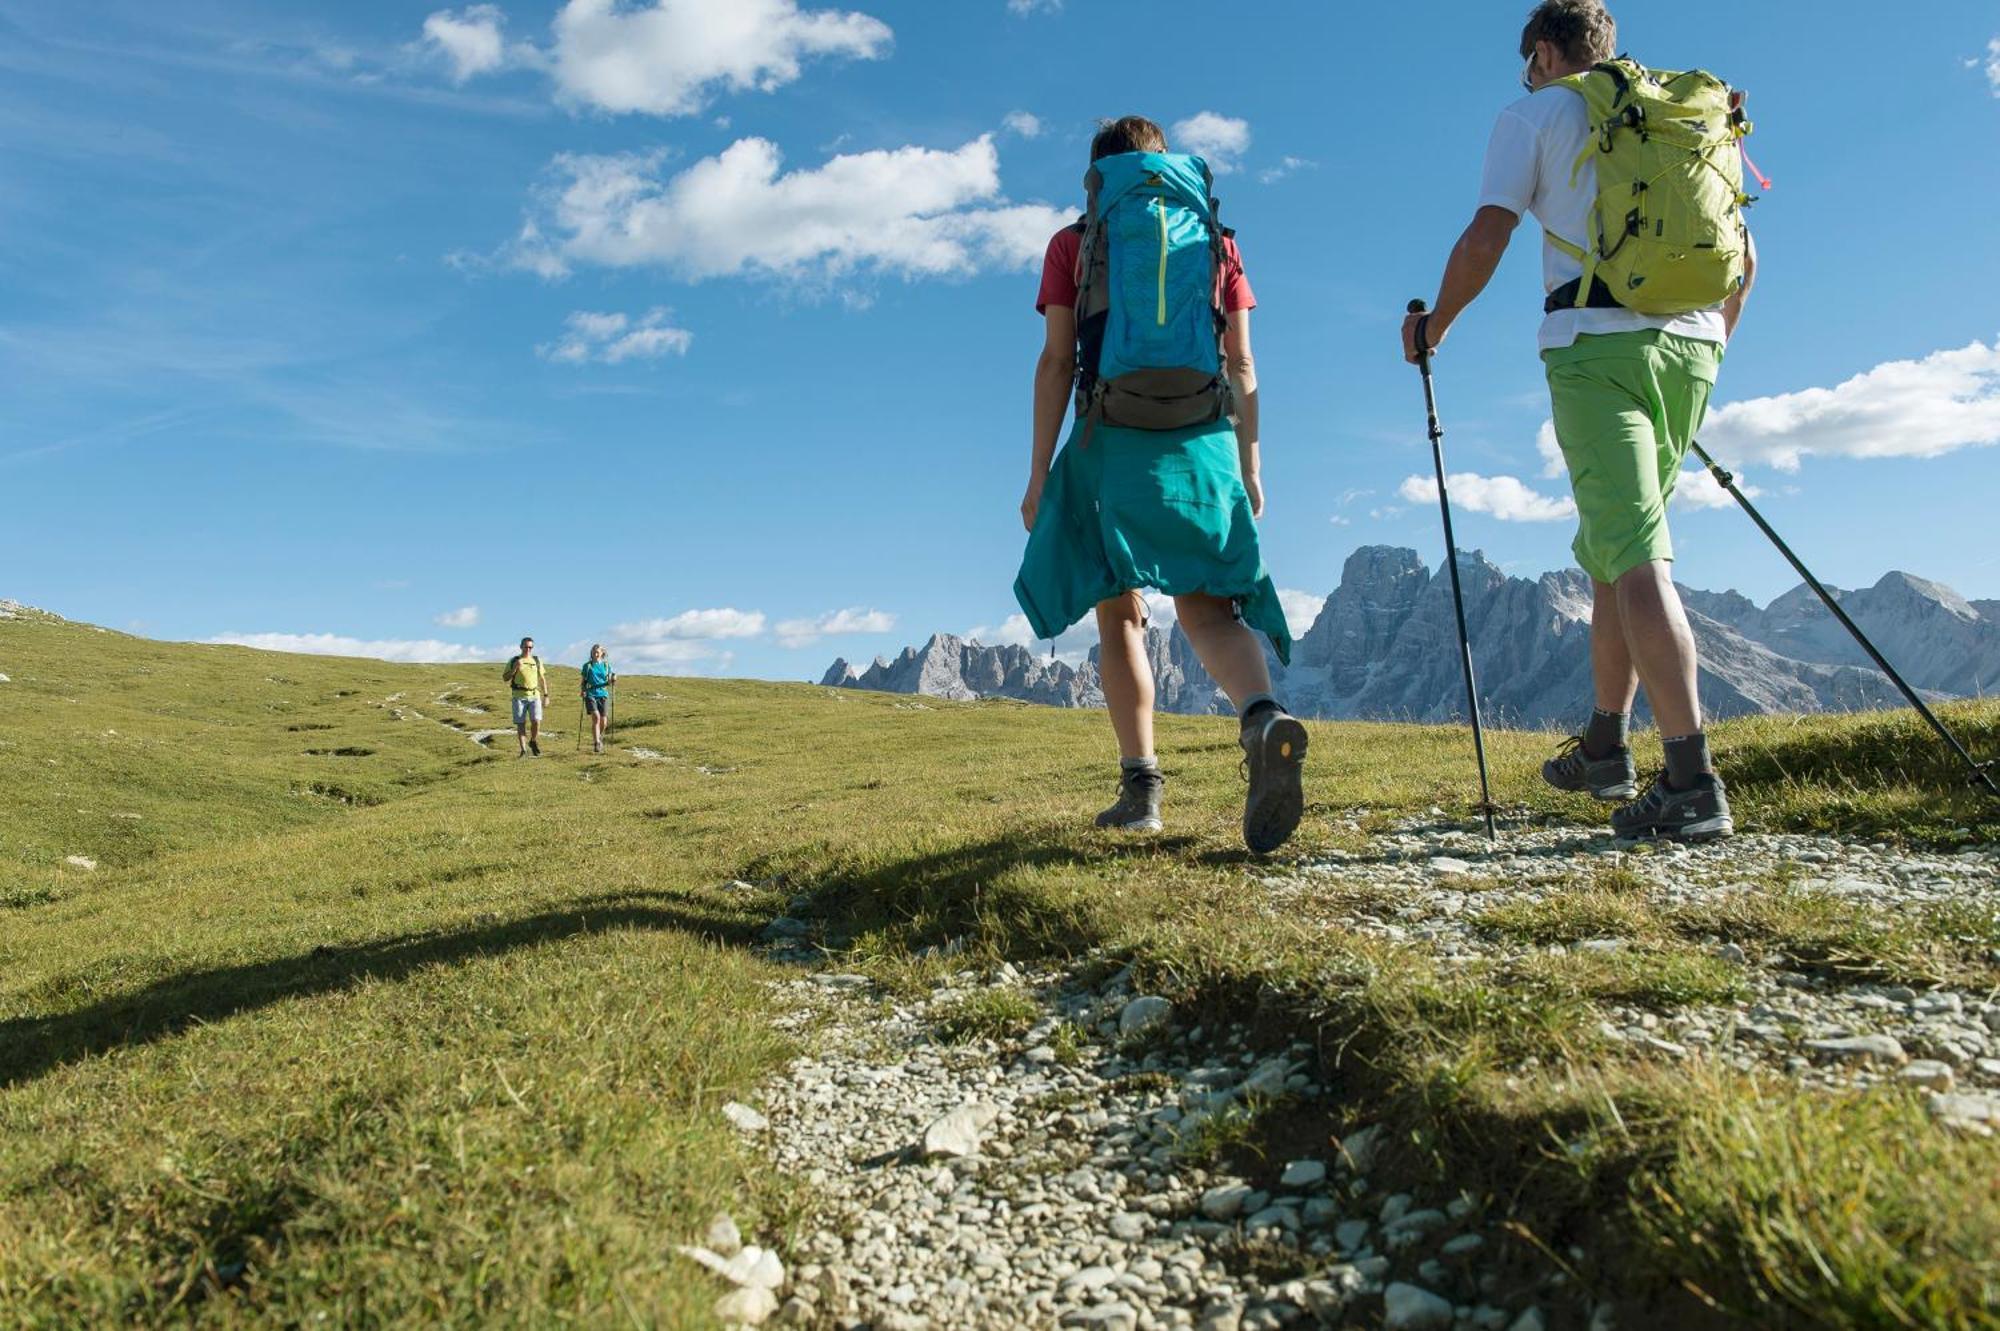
top-left (1015, 115), bottom-right (1308, 855)
top-left (580, 643), bottom-right (615, 755)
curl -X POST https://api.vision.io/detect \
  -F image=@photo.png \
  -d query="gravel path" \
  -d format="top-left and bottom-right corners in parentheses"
top-left (686, 820), bottom-right (1999, 1329)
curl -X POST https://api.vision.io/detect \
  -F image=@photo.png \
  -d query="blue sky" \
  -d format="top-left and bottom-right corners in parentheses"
top-left (3, 0), bottom-right (1997, 677)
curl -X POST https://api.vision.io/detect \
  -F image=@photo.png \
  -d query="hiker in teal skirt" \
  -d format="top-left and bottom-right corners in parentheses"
top-left (1015, 116), bottom-right (1307, 854)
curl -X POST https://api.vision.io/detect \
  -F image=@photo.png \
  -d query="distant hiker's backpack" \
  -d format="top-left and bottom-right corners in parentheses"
top-left (1547, 58), bottom-right (1758, 316)
top-left (1072, 151), bottom-right (1232, 434)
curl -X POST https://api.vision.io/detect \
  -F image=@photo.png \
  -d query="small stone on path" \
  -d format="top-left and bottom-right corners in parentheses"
top-left (714, 1285), bottom-right (779, 1327)
top-left (64, 855), bottom-right (97, 871)
top-left (1119, 995), bottom-right (1173, 1038)
top-left (1805, 1034), bottom-right (1907, 1066)
top-left (1278, 1159), bottom-right (1325, 1189)
top-left (705, 1212), bottom-right (743, 1257)
top-left (1383, 1282), bottom-right (1456, 1331)
top-left (1898, 1060), bottom-right (1955, 1092)
top-left (1200, 1183), bottom-right (1254, 1221)
top-left (722, 1102), bottom-right (770, 1133)
top-left (920, 1103), bottom-right (998, 1159)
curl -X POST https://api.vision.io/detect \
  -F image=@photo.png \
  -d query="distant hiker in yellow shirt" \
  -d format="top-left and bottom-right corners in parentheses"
top-left (502, 635), bottom-right (550, 758)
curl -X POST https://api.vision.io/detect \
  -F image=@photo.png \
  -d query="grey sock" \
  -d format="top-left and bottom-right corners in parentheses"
top-left (1121, 756), bottom-right (1159, 773)
top-left (1239, 693), bottom-right (1281, 726)
top-left (1663, 733), bottom-right (1712, 790)
top-left (1582, 708), bottom-right (1629, 759)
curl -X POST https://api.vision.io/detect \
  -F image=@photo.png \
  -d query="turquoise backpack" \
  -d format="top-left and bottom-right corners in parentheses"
top-left (1073, 151), bottom-right (1232, 435)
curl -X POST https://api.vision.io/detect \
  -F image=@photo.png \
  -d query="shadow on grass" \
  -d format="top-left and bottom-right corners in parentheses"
top-left (785, 829), bottom-right (1203, 956)
top-left (0, 892), bottom-right (758, 1091)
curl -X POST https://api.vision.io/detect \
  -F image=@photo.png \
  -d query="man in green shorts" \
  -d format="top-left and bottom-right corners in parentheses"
top-left (1400, 0), bottom-right (1755, 841)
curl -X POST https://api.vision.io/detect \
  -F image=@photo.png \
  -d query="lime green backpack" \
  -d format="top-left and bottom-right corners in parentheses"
top-left (1548, 58), bottom-right (1757, 317)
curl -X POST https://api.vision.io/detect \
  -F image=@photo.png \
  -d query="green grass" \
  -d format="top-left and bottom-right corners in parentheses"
top-left (2, 606), bottom-right (1997, 1326)
top-left (932, 987), bottom-right (1041, 1044)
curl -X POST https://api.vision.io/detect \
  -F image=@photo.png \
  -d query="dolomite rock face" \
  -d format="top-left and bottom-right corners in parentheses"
top-left (826, 547), bottom-right (1983, 728)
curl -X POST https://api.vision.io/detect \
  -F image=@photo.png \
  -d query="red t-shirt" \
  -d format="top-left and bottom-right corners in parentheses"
top-left (1035, 225), bottom-right (1256, 315)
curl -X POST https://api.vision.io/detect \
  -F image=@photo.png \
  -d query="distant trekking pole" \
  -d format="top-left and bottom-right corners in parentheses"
top-left (1689, 440), bottom-right (2000, 800)
top-left (575, 698), bottom-right (585, 753)
top-left (1407, 299), bottom-right (1499, 840)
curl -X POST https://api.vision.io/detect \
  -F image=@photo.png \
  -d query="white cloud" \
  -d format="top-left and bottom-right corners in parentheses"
top-left (421, 5), bottom-right (539, 83)
top-left (588, 638), bottom-right (735, 671)
top-left (1277, 588), bottom-right (1325, 636)
top-left (547, 0), bottom-right (891, 116)
top-left (1002, 110), bottom-right (1043, 139)
top-left (1699, 340), bottom-right (2000, 473)
top-left (434, 605), bottom-right (481, 628)
top-left (965, 611), bottom-right (1097, 663)
top-left (1328, 514), bottom-right (1351, 527)
top-left (1671, 465), bottom-right (1760, 511)
top-left (1535, 419), bottom-right (1565, 477)
top-left (1006, 0), bottom-right (1061, 13)
top-left (513, 135), bottom-right (1067, 283)
top-left (1169, 111), bottom-right (1250, 174)
top-left (1257, 155), bottom-right (1313, 185)
top-left (608, 608), bottom-right (766, 640)
top-left (1980, 37), bottom-right (2000, 96)
top-left (205, 632), bottom-right (499, 664)
top-left (774, 606), bottom-right (897, 648)
top-left (1397, 472), bottom-right (1576, 523)
top-left (538, 307), bottom-right (693, 364)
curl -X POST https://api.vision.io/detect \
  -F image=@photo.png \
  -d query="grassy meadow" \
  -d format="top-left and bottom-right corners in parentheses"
top-left (1, 604), bottom-right (1996, 1327)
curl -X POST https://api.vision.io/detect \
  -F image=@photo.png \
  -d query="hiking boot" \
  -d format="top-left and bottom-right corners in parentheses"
top-left (1240, 707), bottom-right (1308, 855)
top-left (529, 739), bottom-right (541, 757)
top-left (1542, 736), bottom-right (1638, 802)
top-left (593, 738), bottom-right (604, 754)
top-left (1611, 773), bottom-right (1734, 843)
top-left (1095, 767), bottom-right (1164, 832)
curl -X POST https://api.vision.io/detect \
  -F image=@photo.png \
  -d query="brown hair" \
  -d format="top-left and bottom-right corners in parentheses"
top-left (1519, 1), bottom-right (1616, 64)
top-left (1089, 116), bottom-right (1168, 162)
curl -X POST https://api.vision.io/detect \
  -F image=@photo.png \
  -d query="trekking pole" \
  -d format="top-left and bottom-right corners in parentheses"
top-left (1689, 440), bottom-right (1999, 800)
top-left (1407, 299), bottom-right (1499, 840)
top-left (575, 697), bottom-right (585, 753)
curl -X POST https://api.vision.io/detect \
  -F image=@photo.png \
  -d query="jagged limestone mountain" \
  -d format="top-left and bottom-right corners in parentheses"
top-left (824, 546), bottom-right (1996, 727)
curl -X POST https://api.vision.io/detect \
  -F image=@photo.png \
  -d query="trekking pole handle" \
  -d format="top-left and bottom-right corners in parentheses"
top-left (1406, 298), bottom-right (1434, 364)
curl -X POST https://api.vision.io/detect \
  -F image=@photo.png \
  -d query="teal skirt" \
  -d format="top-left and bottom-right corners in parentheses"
top-left (1013, 418), bottom-right (1291, 665)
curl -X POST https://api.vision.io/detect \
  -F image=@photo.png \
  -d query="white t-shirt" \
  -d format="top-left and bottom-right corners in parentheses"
top-left (1478, 86), bottom-right (1727, 352)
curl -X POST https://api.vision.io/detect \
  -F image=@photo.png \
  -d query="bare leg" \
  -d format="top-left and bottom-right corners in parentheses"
top-left (1615, 560), bottom-right (1702, 738)
top-left (1172, 593), bottom-right (1272, 710)
top-left (516, 713), bottom-right (528, 755)
top-left (1095, 593), bottom-right (1155, 761)
top-left (1590, 579), bottom-right (1640, 714)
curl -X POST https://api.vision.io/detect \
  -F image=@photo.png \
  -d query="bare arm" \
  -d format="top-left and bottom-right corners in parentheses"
top-left (1223, 308), bottom-right (1262, 518)
top-left (1023, 304), bottom-right (1076, 530)
top-left (1722, 227), bottom-right (1757, 340)
top-left (1401, 205), bottom-right (1521, 362)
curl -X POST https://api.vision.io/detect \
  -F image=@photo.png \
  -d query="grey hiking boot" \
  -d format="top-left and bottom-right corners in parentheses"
top-left (1542, 736), bottom-right (1639, 802)
top-left (1095, 767), bottom-right (1164, 832)
top-left (1611, 772), bottom-right (1734, 843)
top-left (1240, 706), bottom-right (1308, 855)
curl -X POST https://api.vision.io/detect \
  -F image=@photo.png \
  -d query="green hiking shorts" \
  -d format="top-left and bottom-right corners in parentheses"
top-left (1013, 416), bottom-right (1292, 664)
top-left (1542, 330), bottom-right (1724, 585)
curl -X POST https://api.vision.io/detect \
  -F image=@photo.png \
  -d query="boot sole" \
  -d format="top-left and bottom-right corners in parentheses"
top-left (1096, 817), bottom-right (1164, 833)
top-left (1615, 814), bottom-right (1734, 845)
top-left (1244, 715), bottom-right (1308, 855)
